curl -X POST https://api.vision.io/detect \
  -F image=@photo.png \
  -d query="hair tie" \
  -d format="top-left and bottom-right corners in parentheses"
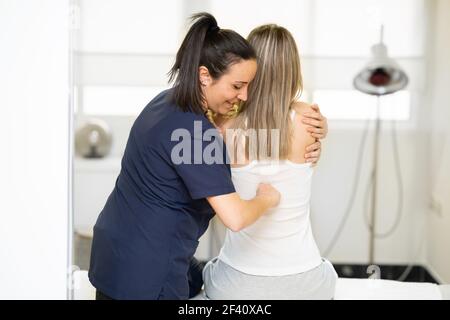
top-left (209, 25), bottom-right (220, 33)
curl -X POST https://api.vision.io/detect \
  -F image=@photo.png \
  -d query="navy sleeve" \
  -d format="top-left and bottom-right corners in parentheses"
top-left (168, 121), bottom-right (235, 200)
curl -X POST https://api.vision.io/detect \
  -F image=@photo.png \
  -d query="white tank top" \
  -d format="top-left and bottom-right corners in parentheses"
top-left (218, 109), bottom-right (322, 276)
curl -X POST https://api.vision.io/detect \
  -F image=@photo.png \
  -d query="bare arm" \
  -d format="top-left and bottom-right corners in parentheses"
top-left (207, 183), bottom-right (280, 232)
top-left (290, 102), bottom-right (317, 163)
top-left (301, 103), bottom-right (328, 165)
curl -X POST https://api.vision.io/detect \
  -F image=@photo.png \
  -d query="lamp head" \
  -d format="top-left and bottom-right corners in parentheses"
top-left (354, 35), bottom-right (408, 96)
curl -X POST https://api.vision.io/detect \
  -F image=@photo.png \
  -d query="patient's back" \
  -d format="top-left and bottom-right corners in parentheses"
top-left (217, 102), bottom-right (323, 276)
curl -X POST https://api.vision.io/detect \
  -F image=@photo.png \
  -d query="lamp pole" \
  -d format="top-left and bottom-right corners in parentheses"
top-left (369, 96), bottom-right (381, 265)
top-left (353, 25), bottom-right (408, 266)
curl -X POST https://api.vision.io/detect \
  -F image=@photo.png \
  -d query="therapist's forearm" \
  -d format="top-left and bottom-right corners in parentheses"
top-left (207, 189), bottom-right (279, 233)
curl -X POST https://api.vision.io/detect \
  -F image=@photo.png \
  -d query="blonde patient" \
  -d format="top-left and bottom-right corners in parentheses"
top-left (202, 24), bottom-right (338, 300)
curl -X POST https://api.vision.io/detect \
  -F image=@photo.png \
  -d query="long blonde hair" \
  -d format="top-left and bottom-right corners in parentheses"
top-left (230, 24), bottom-right (303, 161)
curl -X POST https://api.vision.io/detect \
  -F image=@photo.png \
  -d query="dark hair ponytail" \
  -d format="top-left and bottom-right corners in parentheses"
top-left (168, 12), bottom-right (256, 114)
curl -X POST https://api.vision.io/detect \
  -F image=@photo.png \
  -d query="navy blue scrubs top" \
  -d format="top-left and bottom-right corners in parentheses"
top-left (88, 89), bottom-right (235, 300)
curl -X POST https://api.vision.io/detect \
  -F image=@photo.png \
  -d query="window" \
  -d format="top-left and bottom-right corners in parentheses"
top-left (78, 0), bottom-right (183, 54)
top-left (313, 90), bottom-right (410, 120)
top-left (211, 0), bottom-right (425, 57)
top-left (82, 86), bottom-right (169, 116)
top-left (75, 0), bottom-right (184, 116)
top-left (210, 0), bottom-right (313, 52)
top-left (311, 0), bottom-right (425, 57)
top-left (75, 0), bottom-right (426, 120)
top-left (211, 0), bottom-right (425, 121)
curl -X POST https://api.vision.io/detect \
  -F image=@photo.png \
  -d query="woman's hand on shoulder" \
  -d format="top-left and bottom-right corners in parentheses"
top-left (291, 102), bottom-right (326, 166)
top-left (293, 102), bottom-right (328, 140)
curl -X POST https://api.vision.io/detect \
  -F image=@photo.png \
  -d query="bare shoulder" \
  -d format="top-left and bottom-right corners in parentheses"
top-left (291, 101), bottom-right (315, 131)
top-left (291, 101), bottom-right (315, 115)
top-left (288, 101), bottom-right (315, 163)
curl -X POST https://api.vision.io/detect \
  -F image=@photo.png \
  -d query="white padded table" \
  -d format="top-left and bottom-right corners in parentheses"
top-left (73, 271), bottom-right (447, 300)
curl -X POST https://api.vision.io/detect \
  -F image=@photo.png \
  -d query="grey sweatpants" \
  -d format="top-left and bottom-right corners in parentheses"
top-left (203, 257), bottom-right (338, 300)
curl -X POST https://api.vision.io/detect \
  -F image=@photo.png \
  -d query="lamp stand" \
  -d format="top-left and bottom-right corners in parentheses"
top-left (369, 96), bottom-right (381, 265)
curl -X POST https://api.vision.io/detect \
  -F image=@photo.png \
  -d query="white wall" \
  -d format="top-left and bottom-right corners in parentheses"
top-left (427, 0), bottom-right (450, 284)
top-left (0, 0), bottom-right (70, 299)
top-left (311, 128), bottom-right (429, 265)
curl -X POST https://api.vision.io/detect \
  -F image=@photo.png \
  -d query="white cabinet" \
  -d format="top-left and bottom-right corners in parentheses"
top-left (74, 157), bottom-right (121, 235)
